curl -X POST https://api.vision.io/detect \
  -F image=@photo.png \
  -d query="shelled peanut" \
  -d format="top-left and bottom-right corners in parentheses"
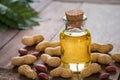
top-left (99, 72), bottom-right (110, 79)
top-left (35, 64), bottom-right (48, 73)
top-left (105, 65), bottom-right (116, 72)
top-left (22, 34), bottom-right (44, 46)
top-left (11, 54), bottom-right (37, 66)
top-left (38, 72), bottom-right (49, 80)
top-left (40, 54), bottom-right (61, 67)
top-left (30, 52), bottom-right (39, 57)
top-left (34, 64), bottom-right (49, 80)
top-left (18, 48), bottom-right (28, 56)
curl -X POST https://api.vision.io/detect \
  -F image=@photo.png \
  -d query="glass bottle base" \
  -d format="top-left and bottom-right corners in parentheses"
top-left (61, 61), bottom-right (91, 73)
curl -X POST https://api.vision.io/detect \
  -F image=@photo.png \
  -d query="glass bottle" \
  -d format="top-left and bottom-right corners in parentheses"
top-left (60, 9), bottom-right (91, 72)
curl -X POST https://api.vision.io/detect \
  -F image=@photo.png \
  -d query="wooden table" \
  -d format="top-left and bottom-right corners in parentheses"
top-left (0, 0), bottom-right (120, 80)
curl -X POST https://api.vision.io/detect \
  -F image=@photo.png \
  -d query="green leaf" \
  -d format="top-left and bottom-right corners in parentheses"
top-left (0, 22), bottom-right (8, 32)
top-left (0, 0), bottom-right (40, 31)
top-left (0, 4), bottom-right (8, 14)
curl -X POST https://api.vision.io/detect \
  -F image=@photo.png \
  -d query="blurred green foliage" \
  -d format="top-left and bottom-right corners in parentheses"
top-left (0, 0), bottom-right (40, 31)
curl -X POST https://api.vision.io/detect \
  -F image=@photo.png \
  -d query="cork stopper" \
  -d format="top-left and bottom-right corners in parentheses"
top-left (65, 9), bottom-right (84, 27)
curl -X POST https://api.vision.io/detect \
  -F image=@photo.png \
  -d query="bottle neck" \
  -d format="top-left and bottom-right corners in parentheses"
top-left (67, 21), bottom-right (82, 27)
top-left (65, 20), bottom-right (85, 30)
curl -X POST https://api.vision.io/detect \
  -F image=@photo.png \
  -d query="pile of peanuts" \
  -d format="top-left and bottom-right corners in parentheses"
top-left (11, 34), bottom-right (120, 80)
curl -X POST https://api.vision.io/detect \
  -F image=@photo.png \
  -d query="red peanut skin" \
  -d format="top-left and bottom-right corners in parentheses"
top-left (105, 66), bottom-right (116, 72)
top-left (99, 73), bottom-right (110, 79)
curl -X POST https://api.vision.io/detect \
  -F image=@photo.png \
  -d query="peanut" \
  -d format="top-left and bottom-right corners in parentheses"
top-left (105, 65), bottom-right (116, 72)
top-left (91, 43), bottom-right (113, 53)
top-left (50, 67), bottom-right (73, 78)
top-left (35, 64), bottom-right (48, 73)
top-left (18, 65), bottom-right (37, 79)
top-left (91, 53), bottom-right (112, 64)
top-left (45, 46), bottom-right (61, 56)
top-left (22, 34), bottom-right (44, 46)
top-left (35, 41), bottom-right (60, 51)
top-left (40, 54), bottom-right (61, 67)
top-left (99, 73), bottom-right (110, 79)
top-left (98, 54), bottom-right (112, 64)
top-left (111, 52), bottom-right (120, 62)
top-left (18, 48), bottom-right (28, 56)
top-left (38, 72), bottom-right (49, 80)
top-left (11, 54), bottom-right (37, 66)
top-left (81, 63), bottom-right (101, 78)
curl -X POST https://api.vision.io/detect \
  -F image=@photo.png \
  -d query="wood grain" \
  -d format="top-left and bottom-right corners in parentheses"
top-left (81, 3), bottom-right (120, 53)
top-left (54, 0), bottom-right (120, 4)
top-left (0, 0), bottom-right (120, 80)
top-left (0, 1), bottom-right (81, 67)
top-left (0, 29), bottom-right (19, 49)
top-left (0, 0), bottom-right (52, 50)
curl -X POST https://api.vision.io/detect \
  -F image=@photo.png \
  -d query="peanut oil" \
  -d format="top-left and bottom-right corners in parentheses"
top-left (60, 28), bottom-right (91, 72)
top-left (60, 9), bottom-right (91, 72)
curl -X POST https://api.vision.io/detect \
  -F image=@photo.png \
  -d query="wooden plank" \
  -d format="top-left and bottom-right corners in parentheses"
top-left (1, 1), bottom-right (120, 80)
top-left (81, 3), bottom-right (120, 80)
top-left (0, 29), bottom-right (19, 49)
top-left (30, 0), bottom-right (53, 12)
top-left (80, 3), bottom-right (120, 53)
top-left (0, 0), bottom-right (52, 50)
top-left (1, 1), bottom-right (81, 68)
top-left (52, 2), bottom-right (120, 53)
top-left (52, 2), bottom-right (120, 80)
top-left (54, 0), bottom-right (120, 4)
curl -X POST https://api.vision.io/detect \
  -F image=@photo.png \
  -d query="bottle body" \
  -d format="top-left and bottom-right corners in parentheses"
top-left (60, 27), bottom-right (91, 72)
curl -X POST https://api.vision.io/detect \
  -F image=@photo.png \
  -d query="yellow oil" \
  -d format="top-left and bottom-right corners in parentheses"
top-left (60, 28), bottom-right (91, 72)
